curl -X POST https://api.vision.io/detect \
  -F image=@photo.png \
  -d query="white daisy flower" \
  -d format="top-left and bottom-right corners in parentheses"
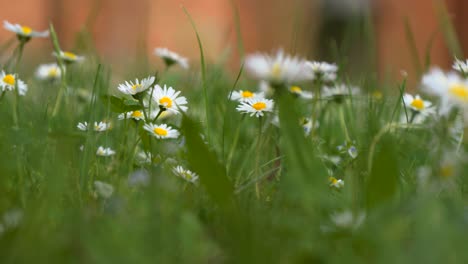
top-left (453, 58), bottom-right (468, 74)
top-left (229, 90), bottom-right (264, 102)
top-left (305, 61), bottom-right (338, 82)
top-left (3, 21), bottom-right (48, 39)
top-left (35, 63), bottom-right (62, 80)
top-left (151, 84), bottom-right (188, 114)
top-left (329, 176), bottom-right (344, 189)
top-left (401, 93), bottom-right (435, 123)
top-left (245, 49), bottom-right (309, 86)
top-left (0, 71), bottom-right (28, 95)
top-left (421, 68), bottom-right (468, 115)
top-left (77, 121), bottom-right (111, 132)
top-left (94, 181), bottom-right (114, 199)
top-left (173, 166), bottom-right (199, 184)
top-left (143, 123), bottom-right (180, 139)
top-left (154, 47), bottom-right (189, 69)
top-left (236, 97), bottom-right (274, 117)
top-left (118, 110), bottom-right (145, 121)
top-left (96, 146), bottom-right (116, 157)
top-left (322, 83), bottom-right (360, 100)
top-left (289, 86), bottom-right (313, 99)
top-left (53, 50), bottom-right (84, 64)
top-left (117, 76), bottom-right (155, 96)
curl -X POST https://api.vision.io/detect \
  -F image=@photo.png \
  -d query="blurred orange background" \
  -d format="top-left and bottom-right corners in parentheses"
top-left (1, 0), bottom-right (468, 86)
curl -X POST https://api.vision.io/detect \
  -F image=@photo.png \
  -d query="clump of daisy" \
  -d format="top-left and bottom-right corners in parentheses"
top-left (245, 49), bottom-right (309, 87)
top-left (151, 84), bottom-right (188, 115)
top-left (173, 166), bottom-right (199, 184)
top-left (289, 86), bottom-right (313, 99)
top-left (154, 47), bottom-right (189, 69)
top-left (229, 90), bottom-right (264, 102)
top-left (143, 123), bottom-right (180, 139)
top-left (77, 121), bottom-right (111, 132)
top-left (3, 21), bottom-right (48, 42)
top-left (305, 61), bottom-right (338, 82)
top-left (117, 76), bottom-right (155, 96)
top-left (118, 110), bottom-right (145, 121)
top-left (35, 63), bottom-right (62, 81)
top-left (453, 58), bottom-right (468, 75)
top-left (401, 93), bottom-right (435, 123)
top-left (322, 83), bottom-right (360, 103)
top-left (94, 181), bottom-right (114, 199)
top-left (0, 71), bottom-right (28, 96)
top-left (236, 98), bottom-right (274, 118)
top-left (96, 146), bottom-right (116, 157)
top-left (329, 176), bottom-right (344, 189)
top-left (53, 50), bottom-right (84, 64)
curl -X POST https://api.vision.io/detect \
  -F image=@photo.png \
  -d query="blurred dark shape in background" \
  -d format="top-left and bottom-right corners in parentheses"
top-left (0, 0), bottom-right (467, 87)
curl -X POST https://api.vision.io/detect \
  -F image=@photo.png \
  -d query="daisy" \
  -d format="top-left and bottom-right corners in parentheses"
top-left (77, 121), bottom-right (111, 132)
top-left (35, 63), bottom-right (62, 80)
top-left (53, 50), bottom-right (84, 64)
top-left (118, 110), bottom-right (145, 121)
top-left (229, 90), bottom-right (264, 102)
top-left (322, 83), bottom-right (360, 101)
top-left (154, 47), bottom-right (189, 69)
top-left (236, 98), bottom-right (274, 117)
top-left (401, 94), bottom-right (435, 124)
top-left (117, 76), bottom-right (155, 95)
top-left (173, 166), bottom-right (199, 184)
top-left (452, 58), bottom-right (468, 74)
top-left (150, 109), bottom-right (174, 120)
top-left (0, 71), bottom-right (28, 95)
top-left (244, 49), bottom-right (309, 86)
top-left (96, 146), bottom-right (116, 157)
top-left (94, 181), bottom-right (114, 199)
top-left (305, 61), bottom-right (338, 82)
top-left (289, 86), bottom-right (313, 99)
top-left (3, 21), bottom-right (48, 40)
top-left (151, 84), bottom-right (188, 114)
top-left (329, 176), bottom-right (344, 189)
top-left (143, 123), bottom-right (180, 139)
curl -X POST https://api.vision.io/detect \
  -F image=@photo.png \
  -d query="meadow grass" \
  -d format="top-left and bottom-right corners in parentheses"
top-left (0, 5), bottom-right (468, 264)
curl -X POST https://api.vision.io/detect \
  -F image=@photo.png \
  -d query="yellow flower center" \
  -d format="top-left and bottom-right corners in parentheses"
top-left (271, 63), bottom-right (282, 78)
top-left (372, 91), bottom-right (383, 100)
top-left (440, 164), bottom-right (454, 178)
top-left (131, 84), bottom-right (141, 90)
top-left (290, 86), bottom-right (302, 94)
top-left (252, 102), bottom-right (266, 111)
top-left (241, 90), bottom-right (254, 98)
top-left (48, 68), bottom-right (58, 77)
top-left (159, 96), bottom-right (173, 108)
top-left (63, 52), bottom-right (77, 60)
top-left (329, 177), bottom-right (338, 185)
top-left (131, 111), bottom-right (143, 118)
top-left (154, 127), bottom-right (168, 136)
top-left (410, 98), bottom-right (425, 110)
top-left (449, 84), bottom-right (468, 101)
top-left (3, 74), bottom-right (15, 86)
top-left (21, 26), bottom-right (32, 35)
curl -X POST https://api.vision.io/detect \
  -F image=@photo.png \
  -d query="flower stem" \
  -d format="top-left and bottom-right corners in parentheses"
top-left (255, 117), bottom-right (263, 199)
top-left (339, 105), bottom-right (351, 142)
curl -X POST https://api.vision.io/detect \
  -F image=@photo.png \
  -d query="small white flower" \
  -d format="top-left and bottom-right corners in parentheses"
top-left (331, 210), bottom-right (366, 230)
top-left (301, 117), bottom-right (319, 136)
top-left (143, 123), bottom-right (180, 139)
top-left (117, 76), bottom-right (155, 95)
top-left (305, 61), bottom-right (338, 81)
top-left (35, 63), bottom-right (62, 80)
top-left (77, 121), bottom-right (111, 132)
top-left (150, 109), bottom-right (174, 120)
top-left (0, 71), bottom-right (28, 95)
top-left (401, 93), bottom-right (436, 124)
top-left (329, 176), bottom-right (344, 189)
top-left (94, 181), bottom-right (114, 199)
top-left (118, 110), bottom-right (145, 121)
top-left (128, 169), bottom-right (150, 187)
top-left (53, 50), bottom-right (84, 63)
top-left (322, 83), bottom-right (360, 99)
top-left (245, 49), bottom-right (309, 85)
top-left (3, 21), bottom-right (48, 39)
top-left (154, 47), bottom-right (189, 69)
top-left (236, 98), bottom-right (274, 117)
top-left (289, 86), bottom-right (313, 99)
top-left (135, 151), bottom-right (152, 164)
top-left (152, 84), bottom-right (188, 114)
top-left (96, 146), bottom-right (116, 156)
top-left (229, 90), bottom-right (264, 102)
top-left (403, 93), bottom-right (433, 113)
top-left (173, 166), bottom-right (199, 184)
top-left (453, 58), bottom-right (468, 74)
